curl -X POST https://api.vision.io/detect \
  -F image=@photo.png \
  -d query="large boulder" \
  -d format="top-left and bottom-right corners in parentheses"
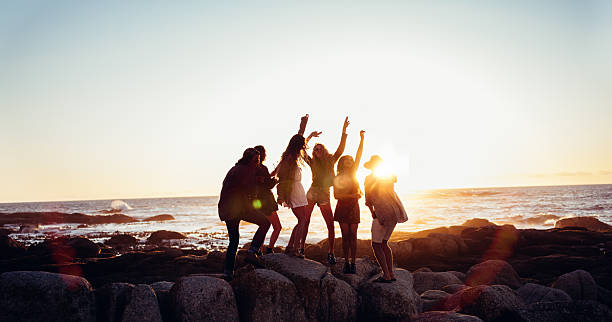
top-left (0, 271), bottom-right (95, 322)
top-left (95, 283), bottom-right (133, 322)
top-left (518, 300), bottom-right (612, 321)
top-left (147, 230), bottom-right (187, 244)
top-left (320, 273), bottom-right (358, 322)
top-left (421, 290), bottom-right (450, 312)
top-left (517, 283), bottom-right (571, 303)
top-left (0, 234), bottom-right (26, 259)
top-left (122, 284), bottom-right (163, 322)
top-left (443, 285), bottom-right (524, 322)
top-left (170, 276), bottom-right (238, 322)
top-left (149, 281), bottom-right (174, 322)
top-left (262, 253), bottom-right (328, 321)
top-left (412, 311), bottom-right (484, 322)
top-left (413, 271), bottom-right (463, 294)
top-left (359, 275), bottom-right (422, 321)
top-left (329, 257), bottom-right (380, 289)
top-left (465, 260), bottom-right (522, 289)
top-left (555, 216), bottom-right (612, 232)
top-left (66, 237), bottom-right (101, 258)
top-left (551, 269), bottom-right (598, 300)
top-left (231, 268), bottom-right (306, 322)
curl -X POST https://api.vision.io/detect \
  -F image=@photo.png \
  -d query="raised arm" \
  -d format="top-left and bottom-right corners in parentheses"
top-left (298, 114), bottom-right (309, 136)
top-left (354, 130), bottom-right (365, 169)
top-left (332, 116), bottom-right (349, 161)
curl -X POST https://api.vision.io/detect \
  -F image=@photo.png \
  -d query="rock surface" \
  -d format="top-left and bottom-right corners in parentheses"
top-left (0, 234), bottom-right (26, 259)
top-left (443, 285), bottom-right (524, 322)
top-left (517, 283), bottom-right (572, 303)
top-left (149, 281), bottom-right (174, 322)
top-left (329, 257), bottom-right (380, 289)
top-left (170, 275), bottom-right (239, 322)
top-left (0, 271), bottom-right (95, 322)
top-left (421, 290), bottom-right (450, 312)
top-left (143, 214), bottom-right (175, 222)
top-left (551, 269), bottom-right (598, 300)
top-left (412, 311), bottom-right (484, 322)
top-left (413, 271), bottom-right (463, 294)
top-left (359, 275), bottom-right (422, 321)
top-left (147, 230), bottom-right (187, 244)
top-left (106, 234), bottom-right (138, 248)
top-left (231, 268), bottom-right (306, 322)
top-left (465, 260), bottom-right (522, 289)
top-left (555, 216), bottom-right (612, 232)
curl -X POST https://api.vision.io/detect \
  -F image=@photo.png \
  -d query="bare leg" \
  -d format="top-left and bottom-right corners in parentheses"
top-left (319, 203), bottom-right (335, 253)
top-left (382, 240), bottom-right (395, 279)
top-left (299, 202), bottom-right (315, 250)
top-left (339, 223), bottom-right (350, 261)
top-left (349, 223), bottom-right (358, 263)
top-left (372, 242), bottom-right (391, 279)
top-left (267, 212), bottom-right (281, 248)
top-left (287, 206), bottom-right (306, 252)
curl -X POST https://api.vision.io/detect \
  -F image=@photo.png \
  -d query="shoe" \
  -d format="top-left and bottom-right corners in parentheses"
top-left (373, 276), bottom-right (392, 283)
top-left (327, 253), bottom-right (337, 265)
top-left (296, 248), bottom-right (305, 259)
top-left (284, 247), bottom-right (294, 255)
top-left (350, 262), bottom-right (356, 274)
top-left (265, 247), bottom-right (274, 254)
top-left (245, 251), bottom-right (265, 268)
top-left (343, 261), bottom-right (351, 274)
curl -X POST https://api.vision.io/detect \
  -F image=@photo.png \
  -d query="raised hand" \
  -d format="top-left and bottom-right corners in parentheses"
top-left (342, 116), bottom-right (350, 133)
top-left (360, 130), bottom-right (365, 139)
top-left (309, 131), bottom-right (322, 138)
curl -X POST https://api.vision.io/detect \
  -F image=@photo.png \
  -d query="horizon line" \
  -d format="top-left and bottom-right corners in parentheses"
top-left (1, 182), bottom-right (610, 205)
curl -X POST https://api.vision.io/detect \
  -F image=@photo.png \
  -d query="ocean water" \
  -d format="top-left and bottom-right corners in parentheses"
top-left (1, 184), bottom-right (611, 249)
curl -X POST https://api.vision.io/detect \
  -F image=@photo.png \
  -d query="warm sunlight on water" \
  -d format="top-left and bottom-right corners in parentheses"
top-left (2, 184), bottom-right (610, 250)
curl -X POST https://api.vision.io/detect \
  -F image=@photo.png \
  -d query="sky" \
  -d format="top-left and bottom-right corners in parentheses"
top-left (1, 1), bottom-right (611, 202)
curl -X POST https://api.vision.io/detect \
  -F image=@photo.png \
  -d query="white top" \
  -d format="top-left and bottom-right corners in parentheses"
top-left (283, 167), bottom-right (308, 209)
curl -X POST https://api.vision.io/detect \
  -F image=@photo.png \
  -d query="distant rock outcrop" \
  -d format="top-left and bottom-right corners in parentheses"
top-left (147, 230), bottom-right (187, 244)
top-left (143, 214), bottom-right (175, 222)
top-left (555, 216), bottom-right (612, 232)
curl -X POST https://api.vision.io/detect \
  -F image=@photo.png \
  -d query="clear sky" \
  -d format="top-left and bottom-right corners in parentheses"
top-left (1, 1), bottom-right (611, 202)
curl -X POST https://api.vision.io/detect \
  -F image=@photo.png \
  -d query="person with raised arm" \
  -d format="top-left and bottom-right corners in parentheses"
top-left (218, 148), bottom-right (271, 281)
top-left (364, 155), bottom-right (408, 282)
top-left (253, 145), bottom-right (282, 253)
top-left (272, 114), bottom-right (319, 258)
top-left (333, 130), bottom-right (365, 274)
top-left (299, 116), bottom-right (350, 264)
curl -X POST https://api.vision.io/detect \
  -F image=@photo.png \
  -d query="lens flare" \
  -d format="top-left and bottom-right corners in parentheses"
top-left (252, 199), bottom-right (262, 210)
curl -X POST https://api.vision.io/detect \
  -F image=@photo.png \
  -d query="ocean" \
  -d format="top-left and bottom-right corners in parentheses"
top-left (1, 184), bottom-right (611, 250)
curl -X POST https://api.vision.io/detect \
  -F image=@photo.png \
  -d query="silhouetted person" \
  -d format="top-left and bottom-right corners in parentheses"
top-left (253, 145), bottom-right (281, 253)
top-left (333, 130), bottom-right (365, 274)
top-left (218, 148), bottom-right (271, 280)
top-left (272, 114), bottom-right (319, 258)
top-left (301, 116), bottom-right (350, 265)
top-left (364, 155), bottom-right (408, 282)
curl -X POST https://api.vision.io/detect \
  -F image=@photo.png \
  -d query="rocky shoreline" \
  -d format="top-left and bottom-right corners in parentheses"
top-left (1, 216), bottom-right (612, 321)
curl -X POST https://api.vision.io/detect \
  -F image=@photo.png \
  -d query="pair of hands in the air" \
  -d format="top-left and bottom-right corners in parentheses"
top-left (301, 114), bottom-right (364, 139)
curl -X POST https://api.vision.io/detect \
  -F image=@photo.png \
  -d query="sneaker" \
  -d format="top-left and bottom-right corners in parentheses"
top-left (265, 247), bottom-right (274, 254)
top-left (327, 253), bottom-right (337, 265)
top-left (296, 248), bottom-right (305, 259)
top-left (343, 261), bottom-right (351, 274)
top-left (350, 262), bottom-right (356, 274)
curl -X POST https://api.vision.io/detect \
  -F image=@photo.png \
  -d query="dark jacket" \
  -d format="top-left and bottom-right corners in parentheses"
top-left (218, 164), bottom-right (258, 221)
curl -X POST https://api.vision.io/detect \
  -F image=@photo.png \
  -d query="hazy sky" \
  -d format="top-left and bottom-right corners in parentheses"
top-left (1, 1), bottom-right (611, 202)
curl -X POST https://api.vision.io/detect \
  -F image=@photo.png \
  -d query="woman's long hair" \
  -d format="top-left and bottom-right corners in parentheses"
top-left (277, 134), bottom-right (306, 180)
top-left (311, 143), bottom-right (333, 166)
top-left (236, 148), bottom-right (259, 166)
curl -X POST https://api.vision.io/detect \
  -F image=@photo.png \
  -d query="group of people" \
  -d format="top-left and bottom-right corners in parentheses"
top-left (218, 115), bottom-right (408, 283)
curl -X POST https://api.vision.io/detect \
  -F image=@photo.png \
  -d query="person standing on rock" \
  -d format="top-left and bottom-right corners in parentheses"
top-left (272, 114), bottom-right (320, 258)
top-left (364, 155), bottom-right (408, 282)
top-left (333, 129), bottom-right (365, 274)
top-left (218, 148), bottom-right (271, 280)
top-left (300, 116), bottom-right (350, 265)
top-left (253, 145), bottom-right (282, 254)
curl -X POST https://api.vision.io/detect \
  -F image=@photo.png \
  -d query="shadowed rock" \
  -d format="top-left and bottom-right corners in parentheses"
top-left (412, 311), bottom-right (484, 322)
top-left (466, 260), bottom-right (522, 289)
top-left (0, 271), bottom-right (95, 322)
top-left (359, 274), bottom-right (422, 321)
top-left (142, 214), bottom-right (175, 222)
top-left (122, 284), bottom-right (163, 322)
top-left (518, 300), bottom-right (612, 321)
top-left (320, 273), bottom-right (358, 322)
top-left (555, 216), bottom-right (612, 232)
top-left (106, 235), bottom-right (138, 248)
top-left (442, 284), bottom-right (469, 294)
top-left (421, 290), bottom-right (451, 312)
top-left (442, 285), bottom-right (524, 321)
top-left (517, 283), bottom-right (571, 303)
top-left (149, 281), bottom-right (174, 322)
top-left (147, 231), bottom-right (187, 244)
top-left (551, 269), bottom-right (598, 300)
top-left (0, 234), bottom-right (26, 259)
top-left (170, 275), bottom-right (238, 322)
top-left (231, 267), bottom-right (307, 322)
top-left (413, 271), bottom-right (463, 294)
